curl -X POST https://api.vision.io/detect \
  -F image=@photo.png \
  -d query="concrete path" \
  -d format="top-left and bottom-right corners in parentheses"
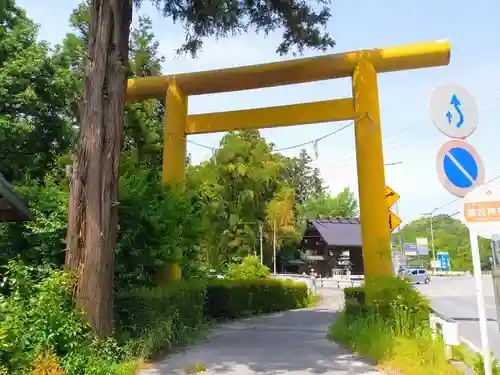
top-left (139, 287), bottom-right (382, 375)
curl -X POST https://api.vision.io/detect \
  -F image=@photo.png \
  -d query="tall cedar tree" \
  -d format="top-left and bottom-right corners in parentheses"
top-left (66, 0), bottom-right (335, 336)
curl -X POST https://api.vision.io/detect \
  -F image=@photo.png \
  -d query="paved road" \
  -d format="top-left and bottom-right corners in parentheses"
top-left (139, 286), bottom-right (382, 375)
top-left (415, 275), bottom-right (500, 358)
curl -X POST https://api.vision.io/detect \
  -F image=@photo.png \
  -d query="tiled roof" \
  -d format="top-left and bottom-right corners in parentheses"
top-left (309, 218), bottom-right (361, 247)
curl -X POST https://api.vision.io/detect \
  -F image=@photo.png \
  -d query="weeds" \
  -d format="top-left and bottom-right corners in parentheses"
top-left (1, 261), bottom-right (312, 373)
top-left (328, 276), bottom-right (460, 375)
top-left (453, 344), bottom-right (500, 374)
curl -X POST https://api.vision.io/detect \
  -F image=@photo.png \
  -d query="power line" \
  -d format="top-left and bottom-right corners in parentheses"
top-left (332, 98), bottom-right (500, 168)
top-left (428, 173), bottom-right (500, 218)
top-left (187, 139), bottom-right (216, 150)
top-left (187, 113), bottom-right (370, 154)
top-left (186, 90), bottom-right (500, 164)
top-left (274, 120), bottom-right (357, 152)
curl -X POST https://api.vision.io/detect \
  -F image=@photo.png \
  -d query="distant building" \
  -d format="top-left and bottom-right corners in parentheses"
top-left (0, 173), bottom-right (32, 222)
top-left (297, 219), bottom-right (363, 277)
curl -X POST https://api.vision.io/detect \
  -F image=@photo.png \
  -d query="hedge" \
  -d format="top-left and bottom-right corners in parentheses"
top-left (114, 280), bottom-right (207, 356)
top-left (114, 278), bottom-right (310, 356)
top-left (204, 279), bottom-right (310, 319)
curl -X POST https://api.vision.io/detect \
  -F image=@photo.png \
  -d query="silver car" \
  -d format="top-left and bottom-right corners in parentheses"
top-left (404, 268), bottom-right (431, 284)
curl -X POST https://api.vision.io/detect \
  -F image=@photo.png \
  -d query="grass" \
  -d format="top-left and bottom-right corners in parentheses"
top-left (328, 310), bottom-right (461, 375)
top-left (183, 363), bottom-right (207, 374)
top-left (453, 343), bottom-right (500, 374)
top-left (308, 293), bottom-right (323, 307)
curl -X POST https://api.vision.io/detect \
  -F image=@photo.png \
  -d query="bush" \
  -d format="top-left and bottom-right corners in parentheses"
top-left (114, 280), bottom-right (207, 357)
top-left (0, 261), bottom-right (87, 372)
top-left (329, 276), bottom-right (458, 375)
top-left (115, 161), bottom-right (206, 290)
top-left (226, 256), bottom-right (270, 280)
top-left (0, 178), bottom-right (68, 268)
top-left (1, 262), bottom-right (311, 373)
top-left (344, 276), bottom-right (430, 333)
top-left (31, 351), bottom-right (66, 375)
top-left (204, 279), bottom-right (309, 319)
top-left (0, 261), bottom-right (130, 375)
top-left (328, 312), bottom-right (457, 375)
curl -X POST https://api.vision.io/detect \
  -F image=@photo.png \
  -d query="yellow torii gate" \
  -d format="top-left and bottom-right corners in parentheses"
top-left (126, 40), bottom-right (451, 279)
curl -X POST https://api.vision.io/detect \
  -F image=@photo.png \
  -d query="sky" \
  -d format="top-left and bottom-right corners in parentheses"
top-left (16, 0), bottom-right (500, 225)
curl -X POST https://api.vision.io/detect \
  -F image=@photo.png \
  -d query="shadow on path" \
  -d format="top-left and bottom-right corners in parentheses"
top-left (139, 288), bottom-right (381, 375)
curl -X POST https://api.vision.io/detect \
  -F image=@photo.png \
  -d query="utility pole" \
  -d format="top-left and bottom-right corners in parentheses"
top-left (429, 212), bottom-right (436, 262)
top-left (424, 209), bottom-right (437, 270)
top-left (273, 219), bottom-right (277, 274)
top-left (259, 224), bottom-right (263, 265)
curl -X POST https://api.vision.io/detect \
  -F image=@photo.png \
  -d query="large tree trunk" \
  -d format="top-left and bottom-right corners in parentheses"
top-left (66, 0), bottom-right (132, 337)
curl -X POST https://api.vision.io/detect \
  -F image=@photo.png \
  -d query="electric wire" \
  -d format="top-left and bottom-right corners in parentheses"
top-left (187, 113), bottom-right (370, 153)
top-left (186, 90), bottom-right (500, 176)
top-left (435, 174), bottom-right (500, 218)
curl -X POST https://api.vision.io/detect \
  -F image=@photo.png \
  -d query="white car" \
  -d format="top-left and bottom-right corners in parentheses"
top-left (404, 268), bottom-right (431, 284)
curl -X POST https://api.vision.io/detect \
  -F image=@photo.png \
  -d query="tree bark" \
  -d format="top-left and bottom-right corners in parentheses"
top-left (66, 0), bottom-right (132, 337)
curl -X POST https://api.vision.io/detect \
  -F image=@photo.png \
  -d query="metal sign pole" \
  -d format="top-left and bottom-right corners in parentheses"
top-left (491, 234), bottom-right (500, 332)
top-left (470, 230), bottom-right (493, 375)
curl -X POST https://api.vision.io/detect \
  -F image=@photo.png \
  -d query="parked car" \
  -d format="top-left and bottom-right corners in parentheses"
top-left (404, 268), bottom-right (431, 284)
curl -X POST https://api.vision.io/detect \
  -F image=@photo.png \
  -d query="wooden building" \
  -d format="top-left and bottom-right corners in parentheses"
top-left (298, 218), bottom-right (363, 277)
top-left (0, 173), bottom-right (32, 222)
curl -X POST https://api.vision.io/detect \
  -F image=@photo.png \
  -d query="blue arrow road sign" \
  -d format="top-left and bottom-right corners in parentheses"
top-left (446, 94), bottom-right (464, 129)
top-left (436, 139), bottom-right (485, 198)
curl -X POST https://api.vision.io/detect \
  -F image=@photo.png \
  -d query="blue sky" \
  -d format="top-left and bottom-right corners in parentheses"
top-left (16, 0), bottom-right (500, 225)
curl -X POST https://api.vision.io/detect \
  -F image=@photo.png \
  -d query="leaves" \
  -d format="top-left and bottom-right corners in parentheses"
top-left (300, 188), bottom-right (359, 221)
top-left (148, 0), bottom-right (335, 56)
top-left (0, 1), bottom-right (77, 181)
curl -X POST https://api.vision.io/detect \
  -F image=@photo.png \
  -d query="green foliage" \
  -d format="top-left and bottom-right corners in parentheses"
top-left (0, 0), bottom-right (77, 182)
top-left (330, 278), bottom-right (457, 375)
top-left (116, 156), bottom-right (206, 289)
top-left (472, 352), bottom-right (500, 375)
top-left (1, 263), bottom-right (311, 373)
top-left (204, 279), bottom-right (309, 319)
top-left (226, 256), bottom-right (271, 280)
top-left (395, 214), bottom-right (491, 270)
top-left (114, 281), bottom-right (207, 357)
top-left (0, 261), bottom-right (131, 375)
top-left (281, 149), bottom-right (325, 204)
top-left (146, 0), bottom-right (335, 56)
top-left (213, 131), bottom-right (284, 256)
top-left (344, 277), bottom-right (430, 333)
top-left (300, 188), bottom-right (359, 221)
top-left (0, 0), bottom-right (349, 370)
top-left (0, 178), bottom-right (68, 267)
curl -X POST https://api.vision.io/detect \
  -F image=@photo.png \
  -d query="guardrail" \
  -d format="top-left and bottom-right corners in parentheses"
top-left (428, 271), bottom-right (469, 277)
top-left (429, 309), bottom-right (460, 360)
top-left (270, 274), bottom-right (364, 292)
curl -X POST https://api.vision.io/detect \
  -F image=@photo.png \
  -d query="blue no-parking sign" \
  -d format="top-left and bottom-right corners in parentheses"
top-left (436, 139), bottom-right (485, 197)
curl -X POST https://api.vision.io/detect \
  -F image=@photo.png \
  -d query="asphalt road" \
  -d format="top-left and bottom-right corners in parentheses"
top-left (415, 275), bottom-right (500, 358)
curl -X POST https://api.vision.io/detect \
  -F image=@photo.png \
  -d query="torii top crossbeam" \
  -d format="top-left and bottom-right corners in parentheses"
top-left (127, 40), bottom-right (450, 99)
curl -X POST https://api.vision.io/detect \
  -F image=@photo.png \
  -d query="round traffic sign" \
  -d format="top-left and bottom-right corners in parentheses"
top-left (429, 84), bottom-right (478, 139)
top-left (436, 139), bottom-right (485, 197)
top-left (462, 184), bottom-right (500, 239)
